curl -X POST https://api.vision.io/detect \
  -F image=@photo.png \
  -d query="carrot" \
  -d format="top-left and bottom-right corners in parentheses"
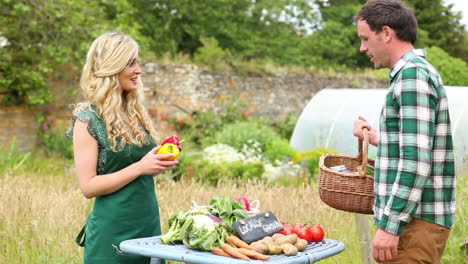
top-left (211, 247), bottom-right (233, 258)
top-left (221, 243), bottom-right (251, 261)
top-left (238, 248), bottom-right (270, 261)
top-left (227, 235), bottom-right (253, 250)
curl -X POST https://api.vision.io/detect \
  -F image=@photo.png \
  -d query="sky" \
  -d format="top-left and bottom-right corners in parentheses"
top-left (446, 0), bottom-right (468, 26)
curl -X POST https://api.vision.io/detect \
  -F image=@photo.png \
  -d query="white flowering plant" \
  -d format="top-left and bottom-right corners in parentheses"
top-left (200, 139), bottom-right (304, 185)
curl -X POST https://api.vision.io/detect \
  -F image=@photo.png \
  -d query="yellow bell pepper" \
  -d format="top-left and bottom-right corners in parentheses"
top-left (156, 143), bottom-right (180, 161)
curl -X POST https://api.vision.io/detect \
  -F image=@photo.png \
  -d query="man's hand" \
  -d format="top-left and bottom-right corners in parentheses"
top-left (353, 116), bottom-right (379, 146)
top-left (373, 228), bottom-right (399, 262)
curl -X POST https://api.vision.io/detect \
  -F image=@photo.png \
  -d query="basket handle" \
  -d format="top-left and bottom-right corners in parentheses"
top-left (357, 127), bottom-right (369, 176)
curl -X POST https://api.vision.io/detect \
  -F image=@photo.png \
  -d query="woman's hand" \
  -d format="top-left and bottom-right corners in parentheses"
top-left (137, 146), bottom-right (179, 175)
top-left (353, 116), bottom-right (379, 146)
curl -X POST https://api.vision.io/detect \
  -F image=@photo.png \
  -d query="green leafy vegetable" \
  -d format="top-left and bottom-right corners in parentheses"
top-left (208, 196), bottom-right (249, 224)
top-left (180, 213), bottom-right (218, 251)
top-left (160, 209), bottom-right (237, 251)
top-left (366, 165), bottom-right (375, 176)
top-left (160, 211), bottom-right (190, 244)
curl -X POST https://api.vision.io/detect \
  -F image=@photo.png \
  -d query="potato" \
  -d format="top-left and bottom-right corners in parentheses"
top-left (272, 233), bottom-right (285, 242)
top-left (262, 236), bottom-right (274, 245)
top-left (295, 238), bottom-right (308, 251)
top-left (275, 234), bottom-right (298, 246)
top-left (251, 241), bottom-right (268, 254)
top-left (282, 243), bottom-right (298, 256)
top-left (268, 244), bottom-right (283, 255)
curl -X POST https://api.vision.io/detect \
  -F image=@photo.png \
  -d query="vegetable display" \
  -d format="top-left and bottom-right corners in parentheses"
top-left (160, 197), bottom-right (329, 261)
top-left (160, 197), bottom-right (248, 251)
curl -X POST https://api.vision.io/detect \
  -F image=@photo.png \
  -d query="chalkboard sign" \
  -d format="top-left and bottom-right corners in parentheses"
top-left (232, 211), bottom-right (283, 244)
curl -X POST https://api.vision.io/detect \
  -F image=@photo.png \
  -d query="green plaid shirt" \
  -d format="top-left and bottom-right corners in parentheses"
top-left (374, 49), bottom-right (456, 235)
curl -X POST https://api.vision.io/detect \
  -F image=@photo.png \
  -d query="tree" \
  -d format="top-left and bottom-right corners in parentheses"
top-left (0, 0), bottom-right (107, 105)
top-left (406, 0), bottom-right (466, 61)
top-left (312, 0), bottom-right (468, 69)
top-left (129, 0), bottom-right (320, 65)
top-left (0, 0), bottom-right (152, 106)
top-left (309, 0), bottom-right (369, 69)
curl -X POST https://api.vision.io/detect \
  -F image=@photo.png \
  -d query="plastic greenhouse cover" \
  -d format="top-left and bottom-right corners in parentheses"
top-left (290, 87), bottom-right (467, 173)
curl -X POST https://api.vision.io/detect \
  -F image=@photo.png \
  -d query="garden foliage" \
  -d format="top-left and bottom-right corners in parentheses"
top-left (160, 102), bottom-right (338, 187)
top-left (2, 0), bottom-right (467, 176)
top-left (1, 0), bottom-right (467, 108)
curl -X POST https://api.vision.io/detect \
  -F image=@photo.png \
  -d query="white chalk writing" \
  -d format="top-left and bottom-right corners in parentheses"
top-left (238, 218), bottom-right (262, 235)
top-left (263, 220), bottom-right (282, 233)
top-left (237, 218), bottom-right (283, 236)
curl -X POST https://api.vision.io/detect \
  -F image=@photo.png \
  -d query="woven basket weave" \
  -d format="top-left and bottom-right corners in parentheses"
top-left (318, 128), bottom-right (375, 214)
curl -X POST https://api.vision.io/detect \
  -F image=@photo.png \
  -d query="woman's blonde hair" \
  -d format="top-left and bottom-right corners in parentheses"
top-left (74, 32), bottom-right (158, 151)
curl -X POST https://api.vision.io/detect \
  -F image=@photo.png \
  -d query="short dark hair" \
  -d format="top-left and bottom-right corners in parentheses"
top-left (354, 0), bottom-right (418, 44)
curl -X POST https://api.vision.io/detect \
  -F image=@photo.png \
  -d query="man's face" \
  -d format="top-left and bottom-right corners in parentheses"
top-left (357, 19), bottom-right (389, 69)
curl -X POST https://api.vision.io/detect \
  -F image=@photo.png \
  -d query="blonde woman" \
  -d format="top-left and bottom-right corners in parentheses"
top-left (66, 32), bottom-right (177, 264)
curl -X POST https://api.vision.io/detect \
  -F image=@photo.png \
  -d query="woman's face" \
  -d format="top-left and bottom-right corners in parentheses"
top-left (118, 57), bottom-right (142, 92)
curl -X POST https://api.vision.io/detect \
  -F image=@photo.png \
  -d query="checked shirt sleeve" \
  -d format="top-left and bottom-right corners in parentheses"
top-left (378, 65), bottom-right (437, 235)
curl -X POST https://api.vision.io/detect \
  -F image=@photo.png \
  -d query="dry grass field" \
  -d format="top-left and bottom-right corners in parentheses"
top-left (0, 160), bottom-right (466, 264)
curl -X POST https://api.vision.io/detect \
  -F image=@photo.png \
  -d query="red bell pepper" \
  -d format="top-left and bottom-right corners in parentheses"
top-left (161, 135), bottom-right (183, 151)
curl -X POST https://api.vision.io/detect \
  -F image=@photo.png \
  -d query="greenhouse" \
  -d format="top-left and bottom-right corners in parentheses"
top-left (290, 87), bottom-right (468, 174)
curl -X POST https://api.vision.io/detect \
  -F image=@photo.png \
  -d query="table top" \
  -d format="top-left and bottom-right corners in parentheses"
top-left (120, 236), bottom-right (345, 264)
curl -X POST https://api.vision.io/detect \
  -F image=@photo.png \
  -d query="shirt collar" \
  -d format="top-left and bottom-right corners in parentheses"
top-left (389, 49), bottom-right (426, 79)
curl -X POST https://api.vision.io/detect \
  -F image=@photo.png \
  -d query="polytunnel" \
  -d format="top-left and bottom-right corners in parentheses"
top-left (290, 87), bottom-right (468, 174)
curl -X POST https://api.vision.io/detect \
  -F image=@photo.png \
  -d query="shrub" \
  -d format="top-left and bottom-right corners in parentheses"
top-left (228, 161), bottom-right (265, 182)
top-left (193, 37), bottom-right (230, 71)
top-left (180, 110), bottom-right (223, 149)
top-left (292, 147), bottom-right (339, 177)
top-left (0, 138), bottom-right (32, 173)
top-left (269, 114), bottom-right (298, 140)
top-left (206, 121), bottom-right (281, 152)
top-left (36, 109), bottom-right (73, 160)
top-left (191, 160), bottom-right (264, 186)
top-left (263, 139), bottom-right (297, 163)
top-left (40, 129), bottom-right (74, 160)
top-left (179, 98), bottom-right (249, 150)
top-left (426, 46), bottom-right (468, 86)
top-left (263, 160), bottom-right (306, 186)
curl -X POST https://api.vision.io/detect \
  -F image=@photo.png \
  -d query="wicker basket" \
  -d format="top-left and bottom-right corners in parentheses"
top-left (318, 128), bottom-right (375, 214)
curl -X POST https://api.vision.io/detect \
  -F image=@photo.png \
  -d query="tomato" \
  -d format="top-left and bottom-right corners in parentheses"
top-left (293, 223), bottom-right (304, 229)
top-left (296, 227), bottom-right (313, 242)
top-left (307, 224), bottom-right (325, 242)
top-left (278, 222), bottom-right (294, 235)
top-left (282, 226), bottom-right (294, 235)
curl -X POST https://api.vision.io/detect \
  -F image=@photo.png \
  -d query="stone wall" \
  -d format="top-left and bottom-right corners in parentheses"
top-left (142, 62), bottom-right (387, 122)
top-left (0, 106), bottom-right (39, 151)
top-left (0, 62), bottom-right (387, 151)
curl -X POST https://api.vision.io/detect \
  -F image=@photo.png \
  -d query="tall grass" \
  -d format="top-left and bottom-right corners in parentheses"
top-left (0, 160), bottom-right (466, 263)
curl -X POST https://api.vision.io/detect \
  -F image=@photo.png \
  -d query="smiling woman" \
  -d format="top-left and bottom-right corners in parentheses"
top-left (66, 32), bottom-right (179, 264)
top-left (119, 57), bottom-right (142, 92)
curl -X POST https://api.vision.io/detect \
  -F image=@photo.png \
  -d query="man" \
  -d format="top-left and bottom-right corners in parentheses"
top-left (352, 0), bottom-right (456, 263)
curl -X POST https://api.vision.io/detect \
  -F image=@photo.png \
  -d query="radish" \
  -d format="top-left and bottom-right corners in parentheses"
top-left (235, 196), bottom-right (250, 211)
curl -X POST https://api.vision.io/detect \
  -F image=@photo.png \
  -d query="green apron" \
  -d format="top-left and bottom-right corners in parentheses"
top-left (67, 108), bottom-right (163, 264)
